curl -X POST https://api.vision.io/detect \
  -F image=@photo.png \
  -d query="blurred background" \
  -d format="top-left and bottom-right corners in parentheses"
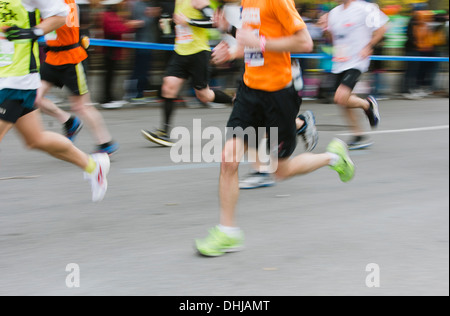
top-left (48, 0), bottom-right (449, 107)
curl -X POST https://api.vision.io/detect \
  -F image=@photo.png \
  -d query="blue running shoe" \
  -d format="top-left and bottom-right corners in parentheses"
top-left (96, 141), bottom-right (120, 156)
top-left (64, 116), bottom-right (83, 142)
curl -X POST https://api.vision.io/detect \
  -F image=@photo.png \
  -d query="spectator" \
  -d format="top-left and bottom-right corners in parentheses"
top-left (124, 0), bottom-right (161, 102)
top-left (100, 0), bottom-right (143, 108)
top-left (403, 10), bottom-right (445, 99)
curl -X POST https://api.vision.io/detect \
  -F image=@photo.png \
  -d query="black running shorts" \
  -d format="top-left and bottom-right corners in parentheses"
top-left (165, 50), bottom-right (211, 90)
top-left (0, 89), bottom-right (37, 123)
top-left (333, 68), bottom-right (362, 91)
top-left (227, 81), bottom-right (302, 159)
top-left (40, 62), bottom-right (89, 96)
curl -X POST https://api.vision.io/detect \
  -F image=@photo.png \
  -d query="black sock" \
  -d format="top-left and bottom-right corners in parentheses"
top-left (163, 97), bottom-right (175, 132)
top-left (99, 141), bottom-right (114, 149)
top-left (64, 116), bottom-right (75, 129)
top-left (213, 90), bottom-right (233, 104)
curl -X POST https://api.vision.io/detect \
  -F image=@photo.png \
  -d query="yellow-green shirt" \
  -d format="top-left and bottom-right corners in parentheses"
top-left (174, 0), bottom-right (211, 56)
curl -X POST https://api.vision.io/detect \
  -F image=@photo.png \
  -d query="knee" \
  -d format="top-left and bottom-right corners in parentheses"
top-left (221, 160), bottom-right (240, 176)
top-left (220, 145), bottom-right (240, 175)
top-left (334, 89), bottom-right (351, 106)
top-left (25, 137), bottom-right (44, 151)
top-left (334, 94), bottom-right (348, 106)
top-left (161, 81), bottom-right (177, 99)
top-left (71, 98), bottom-right (90, 114)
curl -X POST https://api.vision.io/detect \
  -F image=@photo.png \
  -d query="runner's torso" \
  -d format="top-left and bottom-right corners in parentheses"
top-left (174, 0), bottom-right (211, 55)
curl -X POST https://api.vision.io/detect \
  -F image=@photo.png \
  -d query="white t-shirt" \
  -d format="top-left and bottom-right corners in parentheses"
top-left (328, 0), bottom-right (388, 74)
top-left (0, 0), bottom-right (69, 90)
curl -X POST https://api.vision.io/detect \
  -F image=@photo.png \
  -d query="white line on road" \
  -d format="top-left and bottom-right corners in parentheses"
top-left (338, 125), bottom-right (449, 136)
top-left (123, 125), bottom-right (448, 174)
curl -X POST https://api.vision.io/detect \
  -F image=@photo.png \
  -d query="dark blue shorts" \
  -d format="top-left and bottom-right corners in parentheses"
top-left (0, 89), bottom-right (37, 123)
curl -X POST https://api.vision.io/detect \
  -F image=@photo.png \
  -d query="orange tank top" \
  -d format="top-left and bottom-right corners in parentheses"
top-left (45, 0), bottom-right (88, 66)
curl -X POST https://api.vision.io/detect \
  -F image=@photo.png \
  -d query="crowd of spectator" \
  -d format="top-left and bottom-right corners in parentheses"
top-left (71, 0), bottom-right (449, 106)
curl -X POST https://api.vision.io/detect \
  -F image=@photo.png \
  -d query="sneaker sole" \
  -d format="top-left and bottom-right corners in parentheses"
top-left (141, 130), bottom-right (175, 147)
top-left (196, 245), bottom-right (245, 257)
top-left (348, 142), bottom-right (374, 150)
top-left (239, 182), bottom-right (276, 190)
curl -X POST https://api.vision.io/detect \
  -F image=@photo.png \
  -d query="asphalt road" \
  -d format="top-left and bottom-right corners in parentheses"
top-left (0, 97), bottom-right (448, 296)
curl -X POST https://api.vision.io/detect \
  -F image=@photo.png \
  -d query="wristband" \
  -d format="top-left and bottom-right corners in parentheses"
top-left (260, 35), bottom-right (266, 53)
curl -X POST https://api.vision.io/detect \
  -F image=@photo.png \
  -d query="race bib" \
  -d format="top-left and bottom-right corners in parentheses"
top-left (0, 34), bottom-right (15, 67)
top-left (333, 44), bottom-right (350, 63)
top-left (244, 30), bottom-right (264, 67)
top-left (175, 25), bottom-right (194, 44)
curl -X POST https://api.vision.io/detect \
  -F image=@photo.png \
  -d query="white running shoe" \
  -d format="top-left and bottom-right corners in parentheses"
top-left (297, 110), bottom-right (319, 152)
top-left (84, 153), bottom-right (111, 202)
top-left (239, 171), bottom-right (275, 190)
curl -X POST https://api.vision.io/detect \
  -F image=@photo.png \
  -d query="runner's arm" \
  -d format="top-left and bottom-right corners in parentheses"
top-left (187, 0), bottom-right (215, 29)
top-left (36, 16), bottom-right (67, 35)
top-left (361, 23), bottom-right (388, 59)
top-left (237, 28), bottom-right (313, 53)
top-left (369, 24), bottom-right (388, 48)
top-left (3, 15), bottom-right (66, 41)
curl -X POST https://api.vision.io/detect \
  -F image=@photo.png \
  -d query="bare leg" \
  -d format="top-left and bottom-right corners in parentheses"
top-left (14, 110), bottom-right (89, 169)
top-left (69, 93), bottom-right (112, 145)
top-left (35, 81), bottom-right (71, 124)
top-left (0, 120), bottom-right (14, 142)
top-left (296, 117), bottom-right (304, 130)
top-left (219, 137), bottom-right (247, 227)
top-left (275, 153), bottom-right (332, 181)
top-left (334, 84), bottom-right (370, 136)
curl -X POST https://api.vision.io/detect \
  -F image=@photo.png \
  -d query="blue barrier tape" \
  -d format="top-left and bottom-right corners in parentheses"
top-left (90, 38), bottom-right (175, 51)
top-left (291, 53), bottom-right (450, 62)
top-left (42, 38), bottom-right (449, 63)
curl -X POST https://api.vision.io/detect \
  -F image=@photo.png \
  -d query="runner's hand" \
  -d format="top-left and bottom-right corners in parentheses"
top-left (360, 44), bottom-right (373, 59)
top-left (4, 26), bottom-right (41, 41)
top-left (212, 41), bottom-right (232, 65)
top-left (214, 9), bottom-right (229, 32)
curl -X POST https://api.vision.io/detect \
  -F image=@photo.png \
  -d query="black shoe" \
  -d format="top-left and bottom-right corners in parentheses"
top-left (141, 129), bottom-right (175, 147)
top-left (366, 95), bottom-right (380, 128)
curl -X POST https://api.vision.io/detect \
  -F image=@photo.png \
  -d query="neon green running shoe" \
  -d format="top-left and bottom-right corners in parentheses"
top-left (327, 138), bottom-right (355, 183)
top-left (196, 226), bottom-right (244, 257)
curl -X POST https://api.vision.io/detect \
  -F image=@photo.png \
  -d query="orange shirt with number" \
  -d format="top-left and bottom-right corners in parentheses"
top-left (45, 0), bottom-right (88, 66)
top-left (241, 0), bottom-right (306, 92)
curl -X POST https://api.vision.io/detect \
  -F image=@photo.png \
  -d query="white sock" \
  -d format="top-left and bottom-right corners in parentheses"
top-left (218, 225), bottom-right (242, 237)
top-left (327, 153), bottom-right (340, 166)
